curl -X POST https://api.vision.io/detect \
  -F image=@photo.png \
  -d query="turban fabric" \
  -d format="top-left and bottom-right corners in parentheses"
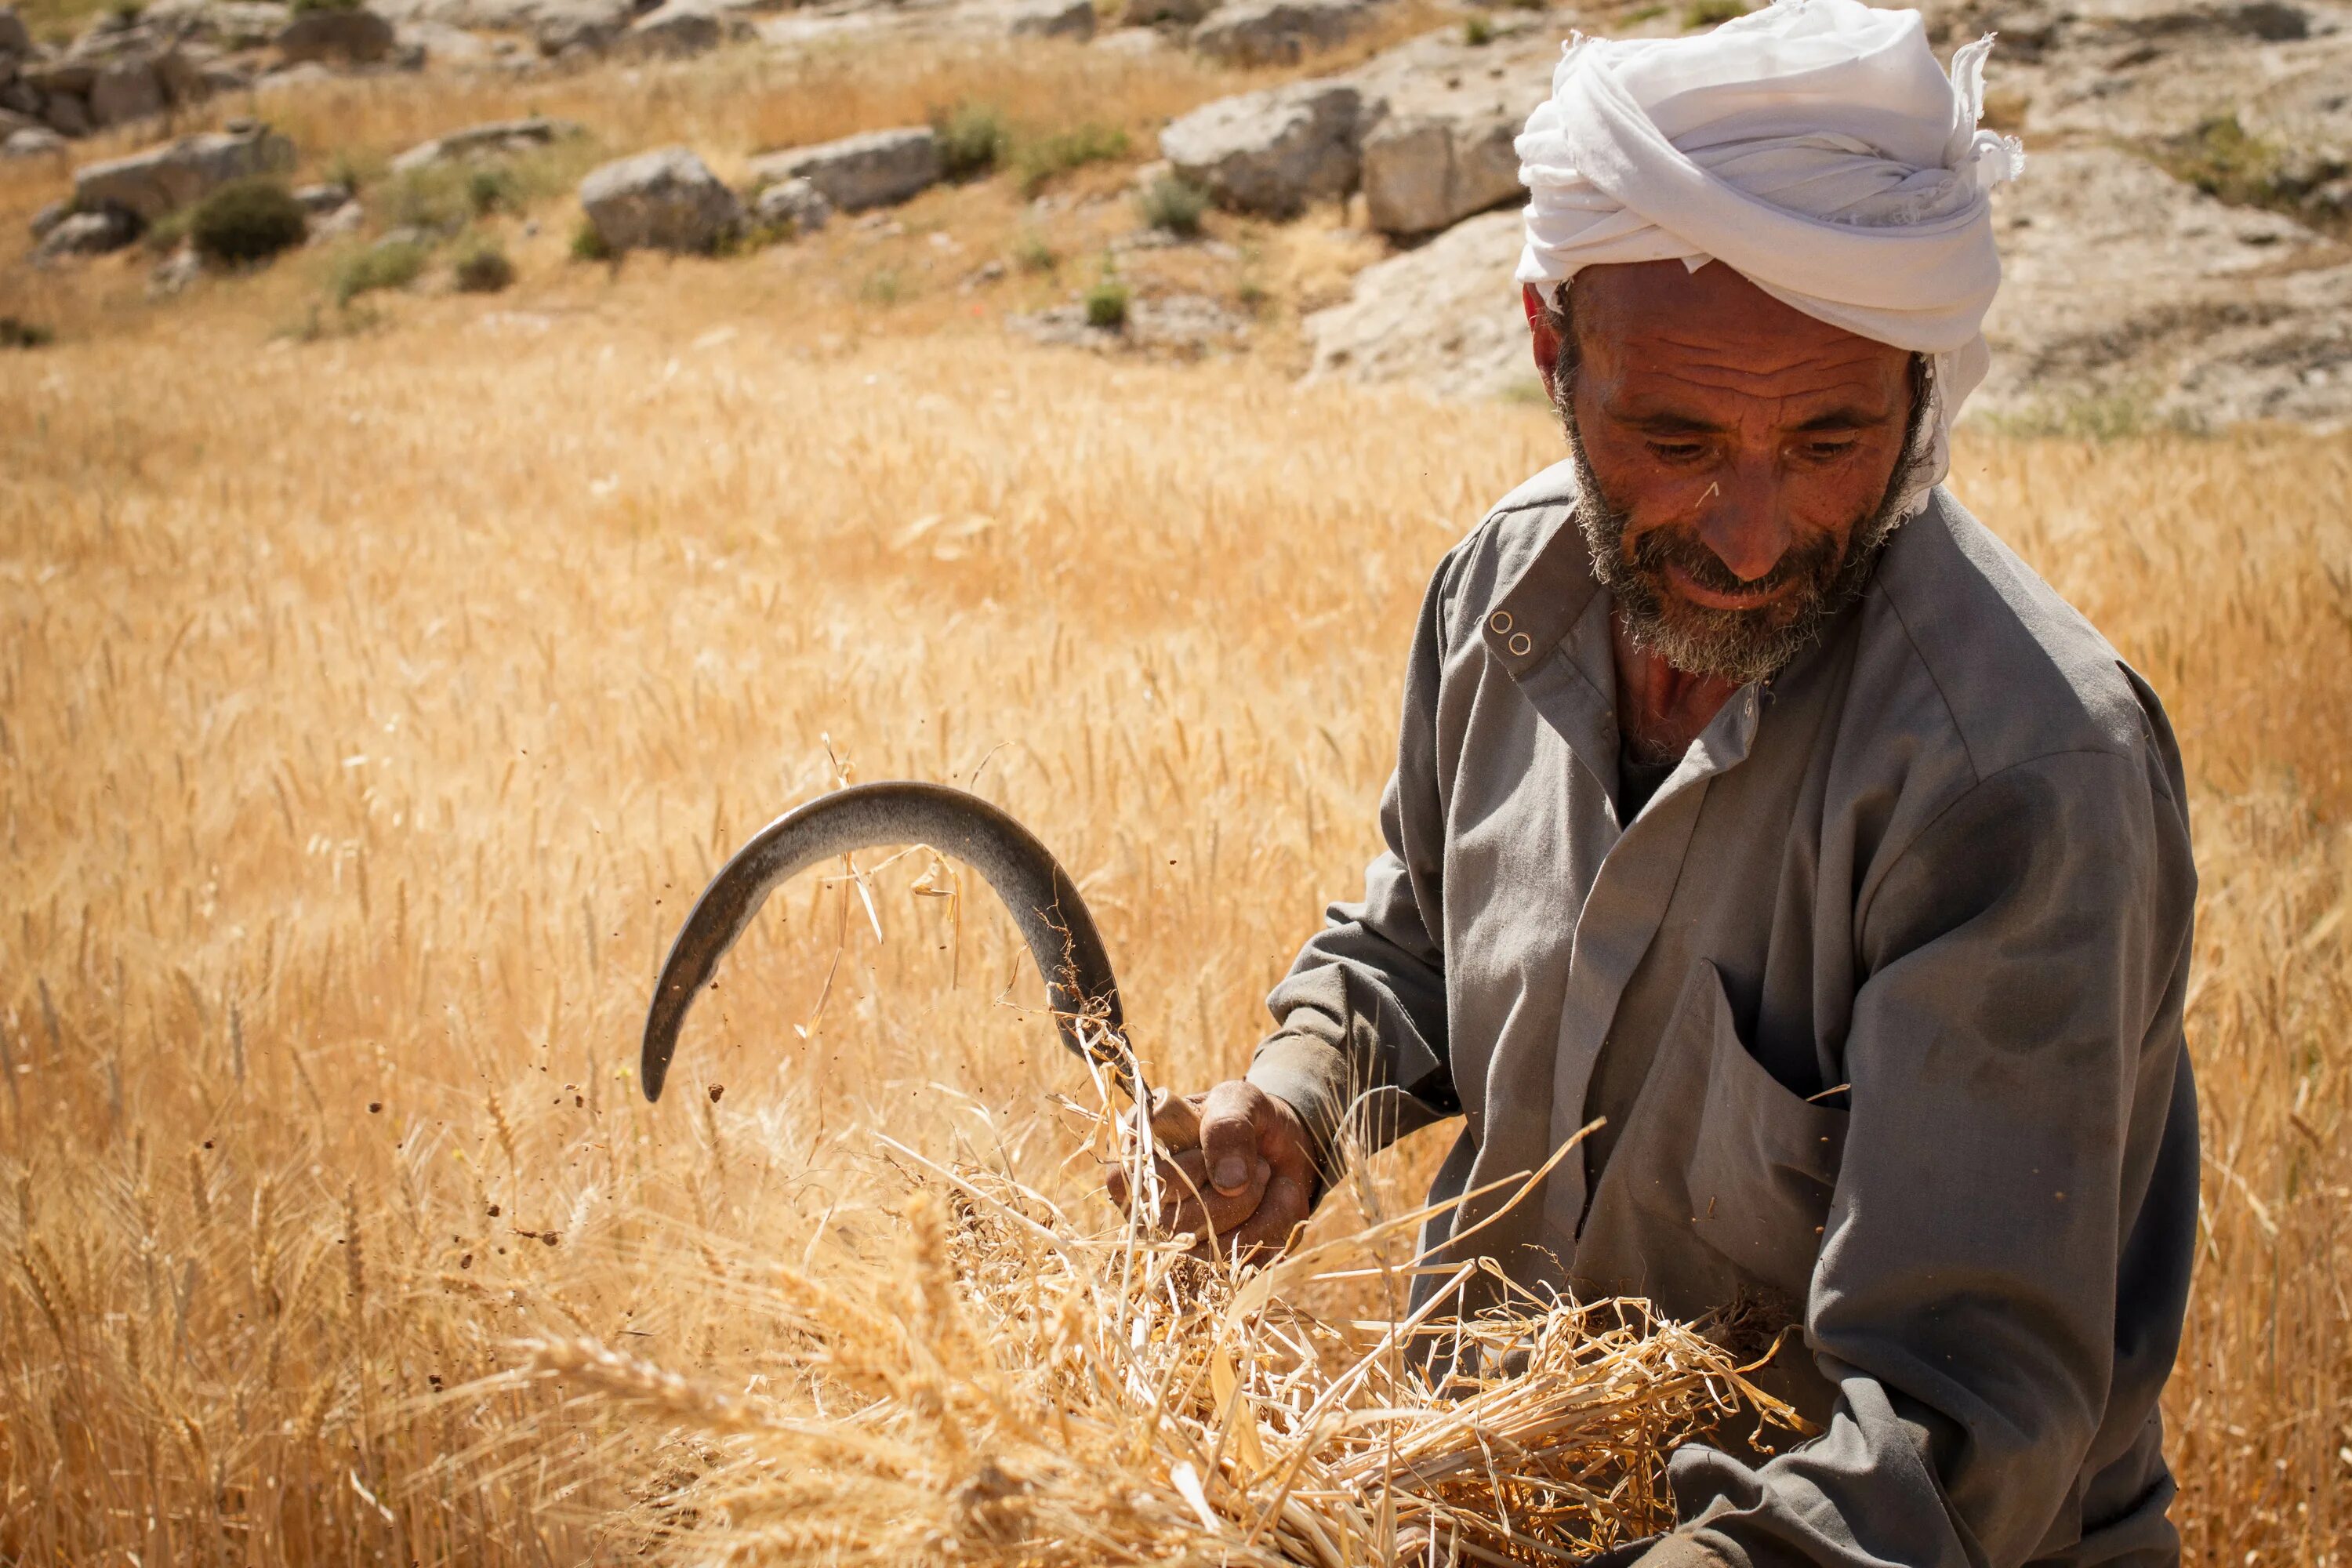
top-left (1514, 0), bottom-right (2024, 511)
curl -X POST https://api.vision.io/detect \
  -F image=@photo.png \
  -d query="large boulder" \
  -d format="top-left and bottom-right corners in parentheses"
top-left (73, 121), bottom-right (296, 223)
top-left (87, 56), bottom-right (167, 127)
top-left (747, 126), bottom-right (938, 213)
top-left (1158, 81), bottom-right (1359, 217)
top-left (1190, 0), bottom-right (1374, 67)
top-left (275, 3), bottom-right (394, 60)
top-left (577, 145), bottom-right (741, 252)
top-left (619, 0), bottom-right (740, 56)
top-left (1006, 0), bottom-right (1092, 38)
top-left (532, 0), bottom-right (632, 53)
top-left (1348, 22), bottom-right (1548, 235)
top-left (390, 114), bottom-right (582, 172)
top-left (1300, 208), bottom-right (1535, 401)
top-left (0, 5), bottom-right (31, 53)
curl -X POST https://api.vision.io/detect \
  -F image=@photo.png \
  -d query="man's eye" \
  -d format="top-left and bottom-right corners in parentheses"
top-left (1798, 439), bottom-right (1859, 463)
top-left (1646, 442), bottom-right (1707, 465)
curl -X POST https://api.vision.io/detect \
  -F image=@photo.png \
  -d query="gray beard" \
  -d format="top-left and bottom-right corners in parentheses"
top-left (1561, 405), bottom-right (1927, 689)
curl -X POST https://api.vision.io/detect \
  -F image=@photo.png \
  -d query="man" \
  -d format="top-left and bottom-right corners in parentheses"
top-left (1130, 2), bottom-right (2201, 1563)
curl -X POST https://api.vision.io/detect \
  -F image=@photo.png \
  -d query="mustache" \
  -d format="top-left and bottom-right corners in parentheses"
top-left (1627, 522), bottom-right (1845, 603)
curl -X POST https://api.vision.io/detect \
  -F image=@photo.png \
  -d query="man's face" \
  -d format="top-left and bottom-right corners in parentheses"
top-left (1526, 261), bottom-right (1923, 685)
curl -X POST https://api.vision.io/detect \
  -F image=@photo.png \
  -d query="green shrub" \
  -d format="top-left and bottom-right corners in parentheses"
top-left (1, 315), bottom-right (54, 350)
top-left (1461, 13), bottom-right (1494, 45)
top-left (2154, 117), bottom-right (2299, 214)
top-left (1083, 276), bottom-right (1129, 330)
top-left (289, 0), bottom-right (361, 13)
top-left (1014, 123), bottom-right (1130, 196)
top-left (861, 267), bottom-right (904, 307)
top-left (1680, 0), bottom-right (1745, 25)
top-left (569, 219), bottom-right (612, 262)
top-left (1135, 173), bottom-right (1207, 238)
top-left (1014, 230), bottom-right (1057, 273)
top-left (452, 238), bottom-right (515, 293)
top-left (932, 101), bottom-right (1010, 182)
top-left (331, 239), bottom-right (427, 306)
top-left (190, 179), bottom-right (309, 267)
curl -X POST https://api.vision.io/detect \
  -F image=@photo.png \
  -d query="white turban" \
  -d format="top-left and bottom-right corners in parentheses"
top-left (1515, 0), bottom-right (2023, 510)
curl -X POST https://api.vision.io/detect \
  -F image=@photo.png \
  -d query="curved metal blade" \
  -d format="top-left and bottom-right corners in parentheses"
top-left (641, 782), bottom-right (1131, 1103)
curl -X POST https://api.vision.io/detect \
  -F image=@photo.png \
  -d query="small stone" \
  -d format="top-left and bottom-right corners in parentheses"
top-left (31, 205), bottom-right (140, 264)
top-left (750, 173), bottom-right (830, 235)
top-left (149, 244), bottom-right (203, 296)
top-left (5, 125), bottom-right (66, 158)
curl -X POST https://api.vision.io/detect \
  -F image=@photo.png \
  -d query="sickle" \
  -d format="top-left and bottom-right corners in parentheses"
top-left (640, 782), bottom-right (1138, 1105)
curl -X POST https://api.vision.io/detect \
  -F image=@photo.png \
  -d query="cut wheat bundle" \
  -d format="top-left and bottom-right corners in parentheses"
top-left (521, 1100), bottom-right (1800, 1567)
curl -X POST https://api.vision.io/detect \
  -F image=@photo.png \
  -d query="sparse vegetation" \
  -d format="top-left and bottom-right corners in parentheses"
top-left (1083, 273), bottom-right (1130, 328)
top-left (1014, 228), bottom-right (1058, 273)
top-left (2151, 115), bottom-right (2347, 232)
top-left (188, 179), bottom-right (310, 267)
top-left (1013, 122), bottom-right (1131, 196)
top-left (329, 237), bottom-right (429, 304)
top-left (1681, 0), bottom-right (1746, 26)
top-left (932, 100), bottom-right (1011, 181)
top-left (0, 314), bottom-right (53, 348)
top-left (861, 265), bottom-right (905, 305)
top-left (1135, 172), bottom-right (1207, 238)
top-left (570, 217), bottom-right (613, 261)
top-left (452, 235), bottom-right (517, 292)
top-left (1462, 12), bottom-right (1494, 45)
top-left (289, 0), bottom-right (362, 13)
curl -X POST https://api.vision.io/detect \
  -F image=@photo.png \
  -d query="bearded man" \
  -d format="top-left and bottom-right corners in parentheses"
top-left (1130, 2), bottom-right (2202, 1562)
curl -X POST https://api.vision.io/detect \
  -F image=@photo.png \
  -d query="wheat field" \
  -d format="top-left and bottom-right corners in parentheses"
top-left (3, 228), bottom-right (2350, 1562)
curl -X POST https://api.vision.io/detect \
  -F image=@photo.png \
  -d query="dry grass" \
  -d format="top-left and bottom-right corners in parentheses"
top-left (1, 245), bottom-right (2349, 1563)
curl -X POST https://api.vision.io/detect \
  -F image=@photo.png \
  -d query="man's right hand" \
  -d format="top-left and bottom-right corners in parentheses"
top-left (1106, 1080), bottom-right (1319, 1261)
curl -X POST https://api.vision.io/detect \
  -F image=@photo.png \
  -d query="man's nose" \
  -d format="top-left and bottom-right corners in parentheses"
top-left (1695, 470), bottom-right (1792, 583)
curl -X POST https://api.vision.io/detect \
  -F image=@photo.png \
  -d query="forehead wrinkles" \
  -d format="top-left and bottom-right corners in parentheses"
top-left (1592, 328), bottom-right (1904, 402)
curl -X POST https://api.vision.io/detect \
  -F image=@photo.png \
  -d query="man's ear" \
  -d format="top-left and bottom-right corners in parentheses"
top-left (1524, 282), bottom-right (1561, 405)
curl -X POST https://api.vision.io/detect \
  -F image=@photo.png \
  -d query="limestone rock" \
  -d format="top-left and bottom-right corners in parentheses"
top-left (619, 0), bottom-right (742, 56)
top-left (1976, 144), bottom-right (2352, 430)
top-left (74, 122), bottom-right (296, 223)
top-left (1006, 0), bottom-right (1092, 38)
top-left (389, 114), bottom-right (581, 173)
top-left (148, 245), bottom-right (203, 296)
top-left (292, 179), bottom-right (352, 212)
top-left (1347, 20), bottom-right (1550, 235)
top-left (577, 145), bottom-right (742, 252)
top-left (1191, 0), bottom-right (1374, 66)
top-left (750, 173), bottom-right (829, 234)
top-left (532, 0), bottom-right (633, 53)
top-left (1159, 80), bottom-right (1359, 217)
top-left (308, 197), bottom-right (365, 240)
top-left (32, 205), bottom-right (141, 264)
top-left (27, 196), bottom-right (67, 237)
top-left (748, 126), bottom-right (938, 212)
top-left (2, 124), bottom-right (65, 156)
top-left (1301, 208), bottom-right (1535, 401)
top-left (275, 5), bottom-right (395, 61)
top-left (87, 56), bottom-right (167, 127)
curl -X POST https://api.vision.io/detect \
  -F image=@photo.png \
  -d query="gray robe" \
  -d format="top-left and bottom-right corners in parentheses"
top-left (1249, 465), bottom-right (2199, 1568)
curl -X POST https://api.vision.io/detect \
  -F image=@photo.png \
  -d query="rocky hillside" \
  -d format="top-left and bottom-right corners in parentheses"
top-left (5, 0), bottom-right (2347, 433)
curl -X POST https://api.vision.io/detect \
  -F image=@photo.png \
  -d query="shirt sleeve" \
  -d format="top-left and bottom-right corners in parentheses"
top-left (1659, 742), bottom-right (2198, 1568)
top-left (1247, 551), bottom-right (1461, 1181)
